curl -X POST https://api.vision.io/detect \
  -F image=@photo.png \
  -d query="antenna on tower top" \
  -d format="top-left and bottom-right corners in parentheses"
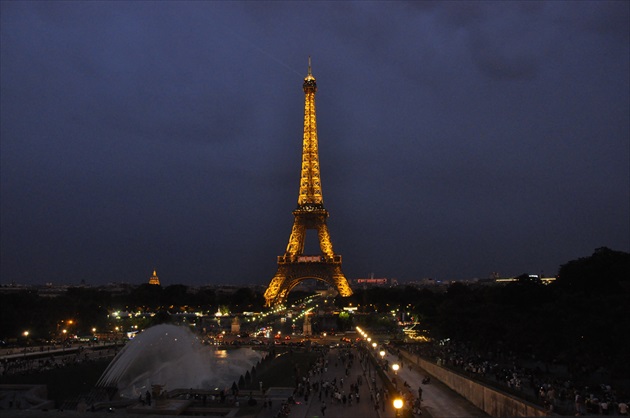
top-left (308, 56), bottom-right (312, 75)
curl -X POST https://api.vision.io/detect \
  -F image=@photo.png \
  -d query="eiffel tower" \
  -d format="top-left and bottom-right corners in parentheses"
top-left (264, 59), bottom-right (353, 307)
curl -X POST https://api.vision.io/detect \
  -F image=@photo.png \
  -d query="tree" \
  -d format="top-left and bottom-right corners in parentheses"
top-left (162, 285), bottom-right (189, 309)
top-left (128, 284), bottom-right (163, 310)
top-left (337, 311), bottom-right (352, 331)
top-left (556, 247), bottom-right (630, 294)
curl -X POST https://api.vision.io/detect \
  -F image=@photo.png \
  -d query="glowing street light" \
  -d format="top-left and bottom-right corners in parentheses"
top-left (23, 331), bottom-right (29, 337)
top-left (372, 342), bottom-right (377, 349)
top-left (392, 363), bottom-right (400, 375)
top-left (379, 350), bottom-right (386, 360)
top-left (393, 398), bottom-right (404, 417)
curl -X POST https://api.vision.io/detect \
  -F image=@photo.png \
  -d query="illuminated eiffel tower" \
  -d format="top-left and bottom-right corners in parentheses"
top-left (264, 59), bottom-right (353, 307)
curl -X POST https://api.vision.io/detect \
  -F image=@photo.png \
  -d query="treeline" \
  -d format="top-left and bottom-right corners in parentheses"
top-left (0, 284), bottom-right (264, 341)
top-left (352, 247), bottom-right (630, 375)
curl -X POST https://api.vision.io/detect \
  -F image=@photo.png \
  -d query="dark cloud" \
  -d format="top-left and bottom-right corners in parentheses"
top-left (1, 1), bottom-right (628, 286)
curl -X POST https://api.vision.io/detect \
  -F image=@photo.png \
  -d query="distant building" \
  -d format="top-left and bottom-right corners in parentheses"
top-left (353, 277), bottom-right (398, 287)
top-left (494, 274), bottom-right (556, 285)
top-left (148, 270), bottom-right (161, 286)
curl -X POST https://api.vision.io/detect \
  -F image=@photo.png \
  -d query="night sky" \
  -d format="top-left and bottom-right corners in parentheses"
top-left (1, 1), bottom-right (628, 287)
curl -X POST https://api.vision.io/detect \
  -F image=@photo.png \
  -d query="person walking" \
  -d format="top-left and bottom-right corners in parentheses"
top-left (320, 401), bottom-right (327, 416)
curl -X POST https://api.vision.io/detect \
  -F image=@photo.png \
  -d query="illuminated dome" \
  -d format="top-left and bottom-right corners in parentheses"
top-left (148, 270), bottom-right (160, 286)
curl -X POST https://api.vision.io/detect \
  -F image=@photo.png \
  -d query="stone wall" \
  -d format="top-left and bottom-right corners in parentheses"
top-left (400, 352), bottom-right (549, 417)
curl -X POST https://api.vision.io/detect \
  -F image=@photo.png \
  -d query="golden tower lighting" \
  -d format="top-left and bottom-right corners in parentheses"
top-left (264, 58), bottom-right (353, 307)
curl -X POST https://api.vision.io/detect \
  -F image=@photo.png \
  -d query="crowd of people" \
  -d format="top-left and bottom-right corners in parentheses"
top-left (399, 340), bottom-right (629, 416)
top-left (263, 342), bottom-right (402, 418)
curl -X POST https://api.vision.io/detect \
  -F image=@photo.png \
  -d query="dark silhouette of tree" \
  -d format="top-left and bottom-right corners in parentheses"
top-left (128, 283), bottom-right (163, 310)
top-left (230, 287), bottom-right (264, 311)
top-left (193, 288), bottom-right (217, 311)
top-left (150, 310), bottom-right (171, 326)
top-left (63, 288), bottom-right (111, 334)
top-left (556, 247), bottom-right (629, 294)
top-left (0, 290), bottom-right (42, 340)
top-left (161, 285), bottom-right (189, 309)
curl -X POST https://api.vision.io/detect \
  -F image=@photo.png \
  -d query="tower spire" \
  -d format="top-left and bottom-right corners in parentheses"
top-left (299, 58), bottom-right (321, 206)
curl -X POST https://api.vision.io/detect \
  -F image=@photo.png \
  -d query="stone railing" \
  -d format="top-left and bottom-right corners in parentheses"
top-left (399, 350), bottom-right (549, 417)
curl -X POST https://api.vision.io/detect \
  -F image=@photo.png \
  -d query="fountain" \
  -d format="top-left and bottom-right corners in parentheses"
top-left (97, 324), bottom-right (263, 398)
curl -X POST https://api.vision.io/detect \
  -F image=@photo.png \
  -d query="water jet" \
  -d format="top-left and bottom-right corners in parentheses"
top-left (97, 324), bottom-right (262, 399)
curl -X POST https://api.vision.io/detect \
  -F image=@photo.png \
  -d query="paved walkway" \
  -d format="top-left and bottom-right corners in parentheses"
top-left (289, 346), bottom-right (390, 418)
top-left (386, 353), bottom-right (487, 417)
top-left (256, 345), bottom-right (398, 418)
top-left (255, 344), bottom-right (487, 418)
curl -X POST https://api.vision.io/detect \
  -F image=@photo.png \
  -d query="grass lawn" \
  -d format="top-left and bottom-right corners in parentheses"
top-left (241, 348), bottom-right (321, 390)
top-left (234, 348), bottom-right (322, 417)
top-left (0, 359), bottom-right (110, 403)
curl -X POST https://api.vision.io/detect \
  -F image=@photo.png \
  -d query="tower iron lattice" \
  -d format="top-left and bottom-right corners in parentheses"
top-left (264, 59), bottom-right (353, 307)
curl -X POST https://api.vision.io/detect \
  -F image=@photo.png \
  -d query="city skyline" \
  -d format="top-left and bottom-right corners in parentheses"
top-left (1, 2), bottom-right (629, 286)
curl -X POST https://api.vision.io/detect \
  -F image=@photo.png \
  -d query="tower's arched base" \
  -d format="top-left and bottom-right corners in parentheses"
top-left (264, 260), bottom-right (352, 307)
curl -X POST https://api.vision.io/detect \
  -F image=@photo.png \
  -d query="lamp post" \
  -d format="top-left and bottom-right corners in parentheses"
top-left (393, 398), bottom-right (403, 417)
top-left (392, 363), bottom-right (400, 375)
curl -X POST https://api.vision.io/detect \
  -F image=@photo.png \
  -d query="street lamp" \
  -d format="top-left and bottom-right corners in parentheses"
top-left (393, 398), bottom-right (403, 417)
top-left (379, 350), bottom-right (386, 360)
top-left (392, 363), bottom-right (400, 375)
top-left (372, 342), bottom-right (377, 350)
